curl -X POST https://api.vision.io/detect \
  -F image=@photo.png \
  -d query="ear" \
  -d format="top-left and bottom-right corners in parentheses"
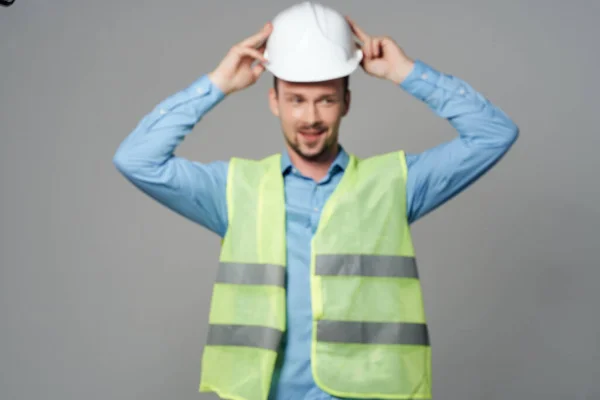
top-left (268, 87), bottom-right (280, 117)
top-left (342, 90), bottom-right (351, 116)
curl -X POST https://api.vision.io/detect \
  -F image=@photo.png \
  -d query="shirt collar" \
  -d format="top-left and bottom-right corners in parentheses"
top-left (280, 144), bottom-right (349, 176)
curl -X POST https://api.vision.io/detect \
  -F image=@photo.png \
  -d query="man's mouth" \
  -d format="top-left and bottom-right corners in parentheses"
top-left (298, 128), bottom-right (326, 137)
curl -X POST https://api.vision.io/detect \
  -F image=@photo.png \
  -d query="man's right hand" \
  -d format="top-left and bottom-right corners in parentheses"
top-left (208, 23), bottom-right (273, 96)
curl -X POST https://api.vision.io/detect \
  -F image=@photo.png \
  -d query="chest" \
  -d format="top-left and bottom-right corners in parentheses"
top-left (283, 174), bottom-right (341, 235)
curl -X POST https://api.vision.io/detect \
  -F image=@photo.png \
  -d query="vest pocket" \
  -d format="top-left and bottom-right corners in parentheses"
top-left (313, 340), bottom-right (432, 398)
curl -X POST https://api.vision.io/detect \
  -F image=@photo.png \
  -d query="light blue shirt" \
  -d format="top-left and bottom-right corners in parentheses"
top-left (113, 60), bottom-right (518, 400)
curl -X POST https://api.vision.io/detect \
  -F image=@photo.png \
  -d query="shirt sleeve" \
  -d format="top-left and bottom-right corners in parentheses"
top-left (400, 60), bottom-right (520, 224)
top-left (112, 74), bottom-right (229, 237)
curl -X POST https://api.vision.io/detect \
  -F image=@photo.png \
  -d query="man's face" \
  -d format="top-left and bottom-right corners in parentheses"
top-left (269, 77), bottom-right (350, 162)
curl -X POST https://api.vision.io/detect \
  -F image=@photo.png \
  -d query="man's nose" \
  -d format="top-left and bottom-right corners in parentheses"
top-left (305, 103), bottom-right (321, 124)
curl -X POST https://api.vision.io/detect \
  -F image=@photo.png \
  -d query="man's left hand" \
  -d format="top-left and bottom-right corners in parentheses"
top-left (346, 16), bottom-right (415, 85)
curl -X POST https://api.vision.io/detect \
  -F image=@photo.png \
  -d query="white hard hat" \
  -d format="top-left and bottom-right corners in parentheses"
top-left (263, 1), bottom-right (363, 82)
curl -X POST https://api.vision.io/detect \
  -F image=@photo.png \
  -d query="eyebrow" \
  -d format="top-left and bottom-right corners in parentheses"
top-left (284, 93), bottom-right (338, 99)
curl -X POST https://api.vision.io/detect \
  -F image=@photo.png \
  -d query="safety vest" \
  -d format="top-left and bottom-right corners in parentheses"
top-left (199, 151), bottom-right (432, 400)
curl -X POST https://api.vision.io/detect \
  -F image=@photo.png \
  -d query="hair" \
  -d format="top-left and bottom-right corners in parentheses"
top-left (273, 75), bottom-right (350, 95)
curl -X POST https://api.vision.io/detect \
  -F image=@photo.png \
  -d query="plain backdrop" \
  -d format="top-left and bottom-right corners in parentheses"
top-left (1, 1), bottom-right (599, 399)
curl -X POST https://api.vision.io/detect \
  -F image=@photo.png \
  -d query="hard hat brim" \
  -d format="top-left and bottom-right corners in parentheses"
top-left (264, 48), bottom-right (363, 83)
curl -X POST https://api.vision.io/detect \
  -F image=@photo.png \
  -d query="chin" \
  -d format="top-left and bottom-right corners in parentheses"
top-left (298, 145), bottom-right (329, 160)
top-left (286, 133), bottom-right (332, 161)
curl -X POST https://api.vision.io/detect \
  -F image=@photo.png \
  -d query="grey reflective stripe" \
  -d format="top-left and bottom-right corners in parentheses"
top-left (317, 320), bottom-right (429, 346)
top-left (206, 324), bottom-right (282, 351)
top-left (315, 254), bottom-right (418, 278)
top-left (216, 262), bottom-right (285, 287)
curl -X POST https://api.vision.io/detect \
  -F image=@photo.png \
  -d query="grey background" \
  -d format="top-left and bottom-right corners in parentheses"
top-left (1, 0), bottom-right (599, 399)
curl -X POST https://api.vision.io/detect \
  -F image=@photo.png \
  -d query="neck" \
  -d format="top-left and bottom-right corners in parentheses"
top-left (286, 143), bottom-right (340, 182)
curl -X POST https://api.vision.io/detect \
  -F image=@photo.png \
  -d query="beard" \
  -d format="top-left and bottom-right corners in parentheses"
top-left (284, 130), bottom-right (336, 162)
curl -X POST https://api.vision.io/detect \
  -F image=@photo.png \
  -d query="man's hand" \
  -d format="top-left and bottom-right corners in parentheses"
top-left (208, 23), bottom-right (273, 96)
top-left (346, 17), bottom-right (415, 85)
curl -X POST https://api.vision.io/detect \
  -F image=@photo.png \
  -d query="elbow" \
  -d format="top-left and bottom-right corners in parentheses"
top-left (112, 145), bottom-right (164, 184)
top-left (505, 122), bottom-right (519, 147)
top-left (112, 147), bottom-right (135, 177)
top-left (489, 105), bottom-right (520, 148)
top-left (493, 109), bottom-right (519, 148)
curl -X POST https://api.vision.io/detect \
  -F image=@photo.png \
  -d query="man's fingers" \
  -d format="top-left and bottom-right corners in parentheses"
top-left (256, 41), bottom-right (267, 53)
top-left (363, 37), bottom-right (372, 59)
top-left (252, 62), bottom-right (266, 79)
top-left (345, 16), bottom-right (369, 42)
top-left (241, 22), bottom-right (273, 48)
top-left (236, 46), bottom-right (268, 64)
top-left (346, 16), bottom-right (372, 58)
top-left (373, 38), bottom-right (382, 58)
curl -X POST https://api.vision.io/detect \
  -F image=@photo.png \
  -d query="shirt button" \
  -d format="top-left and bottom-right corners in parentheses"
top-left (421, 73), bottom-right (428, 80)
top-left (159, 109), bottom-right (167, 114)
top-left (459, 88), bottom-right (465, 95)
top-left (196, 87), bottom-right (205, 94)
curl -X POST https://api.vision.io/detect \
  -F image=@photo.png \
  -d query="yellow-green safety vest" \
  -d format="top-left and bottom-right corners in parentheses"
top-left (199, 151), bottom-right (432, 400)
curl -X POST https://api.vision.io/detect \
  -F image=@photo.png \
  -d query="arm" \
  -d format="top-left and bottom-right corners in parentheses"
top-left (113, 23), bottom-right (273, 238)
top-left (400, 60), bottom-right (519, 223)
top-left (112, 75), bottom-right (229, 237)
top-left (344, 18), bottom-right (519, 224)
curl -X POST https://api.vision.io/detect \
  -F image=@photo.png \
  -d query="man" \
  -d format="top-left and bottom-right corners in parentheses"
top-left (113, 2), bottom-right (518, 400)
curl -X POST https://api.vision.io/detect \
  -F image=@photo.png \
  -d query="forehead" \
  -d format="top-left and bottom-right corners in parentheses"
top-left (277, 78), bottom-right (344, 96)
